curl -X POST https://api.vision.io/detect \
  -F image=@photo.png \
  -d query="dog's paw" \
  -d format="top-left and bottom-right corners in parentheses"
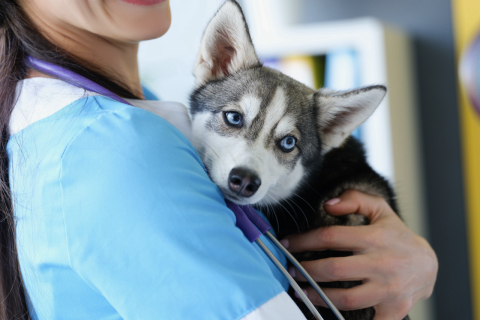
top-left (343, 213), bottom-right (368, 226)
top-left (317, 197), bottom-right (369, 227)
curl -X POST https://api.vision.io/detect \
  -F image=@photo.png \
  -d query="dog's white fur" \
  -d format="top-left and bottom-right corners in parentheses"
top-left (192, 88), bottom-right (306, 206)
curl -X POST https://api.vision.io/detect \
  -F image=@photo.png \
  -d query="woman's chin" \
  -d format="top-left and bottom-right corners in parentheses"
top-left (107, 0), bottom-right (172, 42)
top-left (128, 17), bottom-right (172, 42)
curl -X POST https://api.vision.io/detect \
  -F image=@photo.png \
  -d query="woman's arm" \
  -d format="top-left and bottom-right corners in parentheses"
top-left (59, 99), bottom-right (305, 320)
top-left (283, 190), bottom-right (438, 320)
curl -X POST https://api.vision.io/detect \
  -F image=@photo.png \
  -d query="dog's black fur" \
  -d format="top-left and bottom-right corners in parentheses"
top-left (261, 137), bottom-right (410, 320)
top-left (192, 1), bottom-right (412, 318)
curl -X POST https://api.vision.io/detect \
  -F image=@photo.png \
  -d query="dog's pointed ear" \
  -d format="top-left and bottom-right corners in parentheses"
top-left (316, 85), bottom-right (387, 153)
top-left (193, 0), bottom-right (260, 86)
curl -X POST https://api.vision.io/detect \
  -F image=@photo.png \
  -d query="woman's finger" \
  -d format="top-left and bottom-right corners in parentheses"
top-left (284, 225), bottom-right (371, 253)
top-left (290, 255), bottom-right (370, 283)
top-left (324, 189), bottom-right (395, 223)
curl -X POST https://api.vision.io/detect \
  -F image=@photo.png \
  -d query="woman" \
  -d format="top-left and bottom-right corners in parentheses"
top-left (0, 0), bottom-right (437, 319)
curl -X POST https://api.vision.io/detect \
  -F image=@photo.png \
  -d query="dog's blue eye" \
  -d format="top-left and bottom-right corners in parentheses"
top-left (280, 136), bottom-right (296, 152)
top-left (225, 112), bottom-right (242, 126)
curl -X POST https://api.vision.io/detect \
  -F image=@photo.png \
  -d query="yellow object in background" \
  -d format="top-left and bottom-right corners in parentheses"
top-left (279, 56), bottom-right (316, 88)
top-left (452, 0), bottom-right (480, 318)
top-left (276, 56), bottom-right (325, 90)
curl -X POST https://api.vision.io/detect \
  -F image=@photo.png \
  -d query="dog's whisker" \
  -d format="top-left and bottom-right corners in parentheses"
top-left (285, 197), bottom-right (309, 230)
top-left (265, 194), bottom-right (280, 233)
top-left (268, 195), bottom-right (300, 234)
top-left (202, 142), bottom-right (220, 159)
top-left (291, 192), bottom-right (317, 215)
top-left (302, 181), bottom-right (323, 198)
top-left (282, 198), bottom-right (298, 219)
top-left (265, 189), bottom-right (304, 232)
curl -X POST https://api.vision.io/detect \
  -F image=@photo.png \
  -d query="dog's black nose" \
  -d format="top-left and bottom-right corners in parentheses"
top-left (228, 167), bottom-right (261, 197)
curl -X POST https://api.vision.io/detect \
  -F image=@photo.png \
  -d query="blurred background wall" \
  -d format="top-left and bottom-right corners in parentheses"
top-left (138, 1), bottom-right (474, 319)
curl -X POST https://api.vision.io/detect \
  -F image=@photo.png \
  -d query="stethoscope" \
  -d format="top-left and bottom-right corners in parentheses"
top-left (26, 56), bottom-right (345, 320)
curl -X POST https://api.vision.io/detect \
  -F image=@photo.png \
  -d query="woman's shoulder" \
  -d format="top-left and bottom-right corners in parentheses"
top-left (60, 94), bottom-right (197, 169)
top-left (10, 77), bottom-right (98, 136)
top-left (10, 78), bottom-right (193, 155)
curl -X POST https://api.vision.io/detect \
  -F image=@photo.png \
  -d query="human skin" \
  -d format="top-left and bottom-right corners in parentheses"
top-left (283, 190), bottom-right (438, 320)
top-left (20, 0), bottom-right (172, 98)
top-left (18, 1), bottom-right (438, 318)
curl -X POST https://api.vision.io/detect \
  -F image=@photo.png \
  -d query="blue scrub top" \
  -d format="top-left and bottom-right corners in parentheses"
top-left (8, 94), bottom-right (290, 320)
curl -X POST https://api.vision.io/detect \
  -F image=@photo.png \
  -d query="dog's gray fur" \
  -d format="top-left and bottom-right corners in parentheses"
top-left (189, 1), bottom-right (409, 320)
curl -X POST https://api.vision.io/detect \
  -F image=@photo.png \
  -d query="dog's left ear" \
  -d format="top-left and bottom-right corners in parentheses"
top-left (193, 0), bottom-right (260, 86)
top-left (316, 85), bottom-right (387, 153)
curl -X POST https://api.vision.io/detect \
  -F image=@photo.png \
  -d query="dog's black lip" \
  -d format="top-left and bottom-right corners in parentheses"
top-left (219, 187), bottom-right (240, 201)
top-left (218, 186), bottom-right (256, 205)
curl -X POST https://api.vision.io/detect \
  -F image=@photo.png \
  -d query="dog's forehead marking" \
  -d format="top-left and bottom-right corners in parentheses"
top-left (262, 87), bottom-right (287, 133)
top-left (243, 85), bottom-right (277, 142)
top-left (239, 94), bottom-right (262, 123)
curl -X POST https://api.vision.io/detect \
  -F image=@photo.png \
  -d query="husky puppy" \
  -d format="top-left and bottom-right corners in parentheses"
top-left (190, 1), bottom-right (409, 320)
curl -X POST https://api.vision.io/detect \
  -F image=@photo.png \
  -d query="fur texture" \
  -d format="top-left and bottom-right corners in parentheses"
top-left (190, 1), bottom-right (409, 319)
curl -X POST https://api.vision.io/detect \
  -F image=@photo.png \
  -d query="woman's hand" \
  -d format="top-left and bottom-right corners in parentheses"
top-left (281, 190), bottom-right (438, 320)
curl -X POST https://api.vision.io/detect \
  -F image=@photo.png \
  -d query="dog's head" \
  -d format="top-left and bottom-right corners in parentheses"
top-left (190, 0), bottom-right (386, 206)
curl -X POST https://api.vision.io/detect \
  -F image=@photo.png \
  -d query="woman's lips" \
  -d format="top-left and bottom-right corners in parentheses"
top-left (121, 0), bottom-right (166, 5)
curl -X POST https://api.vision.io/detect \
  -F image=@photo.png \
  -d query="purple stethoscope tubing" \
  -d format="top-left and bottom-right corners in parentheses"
top-left (25, 56), bottom-right (344, 320)
top-left (26, 56), bottom-right (134, 106)
top-left (227, 201), bottom-right (327, 319)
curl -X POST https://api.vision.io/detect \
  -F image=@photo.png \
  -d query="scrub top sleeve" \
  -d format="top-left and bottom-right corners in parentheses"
top-left (59, 102), bottom-right (291, 320)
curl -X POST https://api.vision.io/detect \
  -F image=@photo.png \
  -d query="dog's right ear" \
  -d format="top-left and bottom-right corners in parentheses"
top-left (193, 0), bottom-right (260, 86)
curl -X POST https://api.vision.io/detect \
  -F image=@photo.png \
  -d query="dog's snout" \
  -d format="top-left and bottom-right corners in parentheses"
top-left (228, 167), bottom-right (261, 197)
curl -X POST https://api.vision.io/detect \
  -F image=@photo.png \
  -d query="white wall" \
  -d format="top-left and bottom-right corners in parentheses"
top-left (138, 0), bottom-right (225, 106)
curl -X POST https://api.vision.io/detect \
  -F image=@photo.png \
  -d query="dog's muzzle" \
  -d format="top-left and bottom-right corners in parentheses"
top-left (228, 167), bottom-right (261, 197)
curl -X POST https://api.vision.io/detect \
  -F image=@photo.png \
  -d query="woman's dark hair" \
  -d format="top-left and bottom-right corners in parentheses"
top-left (0, 1), bottom-right (140, 318)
